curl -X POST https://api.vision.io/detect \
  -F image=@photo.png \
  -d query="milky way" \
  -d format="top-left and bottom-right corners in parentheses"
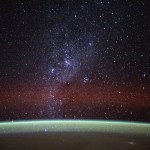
top-left (0, 0), bottom-right (150, 121)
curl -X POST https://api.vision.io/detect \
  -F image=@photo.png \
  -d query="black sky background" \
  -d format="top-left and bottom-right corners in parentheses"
top-left (0, 0), bottom-right (150, 121)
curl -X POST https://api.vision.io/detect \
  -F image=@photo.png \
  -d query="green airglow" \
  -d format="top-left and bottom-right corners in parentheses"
top-left (0, 120), bottom-right (150, 135)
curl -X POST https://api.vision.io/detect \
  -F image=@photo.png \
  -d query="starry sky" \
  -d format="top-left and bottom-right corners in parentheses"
top-left (0, 0), bottom-right (150, 122)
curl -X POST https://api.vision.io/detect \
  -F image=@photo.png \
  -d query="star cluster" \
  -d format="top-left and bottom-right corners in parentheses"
top-left (0, 0), bottom-right (150, 121)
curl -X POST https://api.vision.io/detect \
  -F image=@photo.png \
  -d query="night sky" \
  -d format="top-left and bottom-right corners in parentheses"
top-left (0, 0), bottom-right (150, 122)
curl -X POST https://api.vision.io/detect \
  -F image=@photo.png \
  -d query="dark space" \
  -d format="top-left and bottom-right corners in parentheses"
top-left (0, 0), bottom-right (150, 122)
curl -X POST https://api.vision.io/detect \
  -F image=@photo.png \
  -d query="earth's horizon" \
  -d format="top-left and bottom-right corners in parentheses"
top-left (0, 120), bottom-right (150, 134)
top-left (0, 120), bottom-right (150, 150)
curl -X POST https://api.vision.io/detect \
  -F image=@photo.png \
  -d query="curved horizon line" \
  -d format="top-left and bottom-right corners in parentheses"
top-left (0, 120), bottom-right (150, 135)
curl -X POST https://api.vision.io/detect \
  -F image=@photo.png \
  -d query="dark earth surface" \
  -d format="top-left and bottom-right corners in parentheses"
top-left (0, 121), bottom-right (150, 150)
top-left (0, 132), bottom-right (150, 150)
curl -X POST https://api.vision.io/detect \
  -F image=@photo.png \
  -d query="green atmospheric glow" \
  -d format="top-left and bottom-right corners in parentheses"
top-left (0, 120), bottom-right (150, 135)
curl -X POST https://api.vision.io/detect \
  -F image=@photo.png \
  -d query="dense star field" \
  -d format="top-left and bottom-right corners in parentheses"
top-left (0, 0), bottom-right (150, 121)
